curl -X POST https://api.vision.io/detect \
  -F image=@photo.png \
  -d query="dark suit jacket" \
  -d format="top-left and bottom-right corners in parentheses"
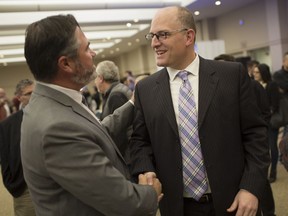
top-left (21, 83), bottom-right (158, 216)
top-left (0, 110), bottom-right (27, 197)
top-left (130, 57), bottom-right (270, 216)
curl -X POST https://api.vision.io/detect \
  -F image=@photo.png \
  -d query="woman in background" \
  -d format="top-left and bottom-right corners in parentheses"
top-left (253, 63), bottom-right (281, 183)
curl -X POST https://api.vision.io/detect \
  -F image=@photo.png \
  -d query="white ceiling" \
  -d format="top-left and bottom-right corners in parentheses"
top-left (0, 0), bottom-right (258, 66)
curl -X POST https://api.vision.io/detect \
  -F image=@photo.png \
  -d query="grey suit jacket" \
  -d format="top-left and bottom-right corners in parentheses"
top-left (20, 83), bottom-right (157, 216)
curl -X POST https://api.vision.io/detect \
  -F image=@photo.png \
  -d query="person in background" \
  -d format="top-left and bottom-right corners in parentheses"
top-left (135, 74), bottom-right (150, 85)
top-left (253, 64), bottom-right (281, 184)
top-left (95, 60), bottom-right (133, 163)
top-left (0, 88), bottom-right (11, 121)
top-left (21, 14), bottom-right (162, 216)
top-left (0, 79), bottom-right (36, 216)
top-left (130, 6), bottom-right (269, 216)
top-left (125, 70), bottom-right (136, 91)
top-left (273, 51), bottom-right (288, 137)
top-left (91, 86), bottom-right (101, 111)
top-left (247, 60), bottom-right (260, 78)
top-left (80, 85), bottom-right (92, 108)
top-left (11, 96), bottom-right (21, 112)
top-left (0, 87), bottom-right (11, 164)
top-left (214, 54), bottom-right (235, 62)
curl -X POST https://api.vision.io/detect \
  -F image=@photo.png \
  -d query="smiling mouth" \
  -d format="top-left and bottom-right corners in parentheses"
top-left (156, 50), bottom-right (166, 56)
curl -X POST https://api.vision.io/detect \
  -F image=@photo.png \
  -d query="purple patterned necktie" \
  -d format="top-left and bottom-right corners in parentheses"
top-left (177, 70), bottom-right (208, 200)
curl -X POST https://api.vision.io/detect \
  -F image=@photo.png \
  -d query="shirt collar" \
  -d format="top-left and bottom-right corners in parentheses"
top-left (167, 54), bottom-right (199, 81)
top-left (37, 81), bottom-right (83, 104)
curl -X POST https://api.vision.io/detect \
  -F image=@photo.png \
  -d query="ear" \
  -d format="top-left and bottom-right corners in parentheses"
top-left (98, 75), bottom-right (104, 83)
top-left (58, 56), bottom-right (74, 73)
top-left (185, 29), bottom-right (195, 46)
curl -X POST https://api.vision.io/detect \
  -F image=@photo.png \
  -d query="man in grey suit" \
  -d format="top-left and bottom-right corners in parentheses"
top-left (21, 14), bottom-right (162, 216)
top-left (129, 6), bottom-right (270, 216)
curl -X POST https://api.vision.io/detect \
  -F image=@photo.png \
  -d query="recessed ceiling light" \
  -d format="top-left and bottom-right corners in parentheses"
top-left (116, 48), bottom-right (120, 51)
top-left (126, 23), bottom-right (132, 27)
top-left (135, 38), bottom-right (140, 42)
top-left (194, 11), bottom-right (200, 16)
top-left (215, 1), bottom-right (221, 6)
top-left (133, 19), bottom-right (139, 23)
top-left (128, 42), bottom-right (132, 46)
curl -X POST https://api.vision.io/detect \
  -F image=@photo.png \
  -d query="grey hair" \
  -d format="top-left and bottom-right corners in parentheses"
top-left (96, 60), bottom-right (120, 83)
top-left (15, 79), bottom-right (34, 96)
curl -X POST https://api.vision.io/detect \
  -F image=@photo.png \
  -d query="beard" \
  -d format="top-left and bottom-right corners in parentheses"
top-left (72, 60), bottom-right (97, 86)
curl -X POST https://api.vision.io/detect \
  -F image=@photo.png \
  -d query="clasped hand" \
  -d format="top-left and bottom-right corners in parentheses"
top-left (138, 172), bottom-right (164, 202)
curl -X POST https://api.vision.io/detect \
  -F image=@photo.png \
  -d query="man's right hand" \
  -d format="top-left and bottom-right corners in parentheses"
top-left (138, 172), bottom-right (163, 202)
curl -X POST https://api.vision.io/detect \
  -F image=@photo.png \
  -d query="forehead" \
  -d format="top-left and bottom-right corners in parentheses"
top-left (253, 67), bottom-right (259, 71)
top-left (150, 7), bottom-right (179, 30)
top-left (22, 84), bottom-right (34, 92)
top-left (75, 27), bottom-right (88, 47)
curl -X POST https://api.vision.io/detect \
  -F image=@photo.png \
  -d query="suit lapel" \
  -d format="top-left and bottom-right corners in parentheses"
top-left (34, 83), bottom-right (101, 126)
top-left (155, 68), bottom-right (179, 136)
top-left (34, 83), bottom-right (126, 162)
top-left (198, 57), bottom-right (219, 128)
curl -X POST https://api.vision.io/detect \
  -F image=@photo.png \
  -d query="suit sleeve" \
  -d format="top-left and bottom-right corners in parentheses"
top-left (238, 65), bottom-right (270, 199)
top-left (101, 101), bottom-right (134, 141)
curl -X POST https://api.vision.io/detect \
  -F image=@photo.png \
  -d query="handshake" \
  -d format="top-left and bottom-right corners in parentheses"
top-left (138, 172), bottom-right (163, 202)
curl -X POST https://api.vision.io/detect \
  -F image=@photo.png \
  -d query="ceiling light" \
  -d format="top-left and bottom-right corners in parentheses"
top-left (0, 9), bottom-right (157, 26)
top-left (194, 11), bottom-right (200, 16)
top-left (0, 57), bottom-right (26, 63)
top-left (126, 23), bottom-right (132, 27)
top-left (0, 48), bottom-right (24, 56)
top-left (85, 30), bottom-right (138, 40)
top-left (215, 1), bottom-right (221, 6)
top-left (114, 39), bottom-right (122, 43)
top-left (128, 42), bottom-right (132, 46)
top-left (90, 42), bottom-right (115, 49)
top-left (0, 29), bottom-right (138, 46)
top-left (0, 35), bottom-right (24, 45)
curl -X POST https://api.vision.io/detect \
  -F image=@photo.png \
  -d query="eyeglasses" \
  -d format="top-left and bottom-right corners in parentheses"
top-left (22, 91), bottom-right (32, 96)
top-left (145, 28), bottom-right (188, 41)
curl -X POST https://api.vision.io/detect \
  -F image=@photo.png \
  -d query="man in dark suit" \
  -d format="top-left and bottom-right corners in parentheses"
top-left (0, 79), bottom-right (35, 216)
top-left (129, 6), bottom-right (270, 216)
top-left (21, 14), bottom-right (162, 216)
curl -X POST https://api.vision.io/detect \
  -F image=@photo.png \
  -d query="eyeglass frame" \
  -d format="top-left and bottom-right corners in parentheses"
top-left (145, 28), bottom-right (188, 41)
top-left (21, 91), bottom-right (33, 97)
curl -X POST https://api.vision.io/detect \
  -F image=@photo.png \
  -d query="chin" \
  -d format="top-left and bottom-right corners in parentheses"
top-left (156, 60), bottom-right (167, 67)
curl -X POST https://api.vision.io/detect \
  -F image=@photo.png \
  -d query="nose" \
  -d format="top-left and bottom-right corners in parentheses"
top-left (151, 36), bottom-right (161, 48)
top-left (90, 49), bottom-right (96, 57)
